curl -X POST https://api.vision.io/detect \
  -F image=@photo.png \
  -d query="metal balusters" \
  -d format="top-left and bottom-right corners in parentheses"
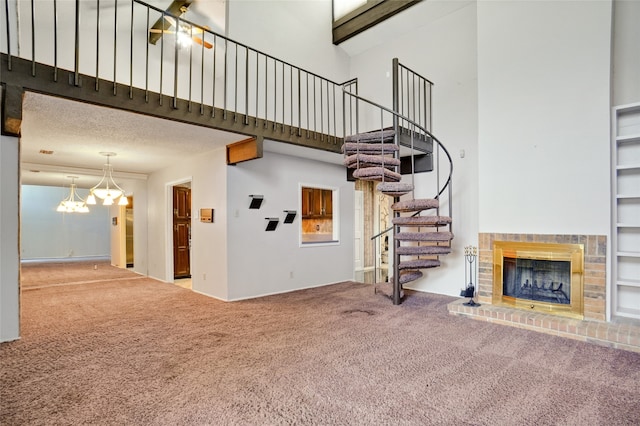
top-left (244, 46), bottom-right (248, 124)
top-left (223, 38), bottom-right (227, 119)
top-left (4, 0), bottom-right (12, 70)
top-left (272, 59), bottom-right (276, 130)
top-left (172, 16), bottom-right (179, 108)
top-left (211, 34), bottom-right (216, 117)
top-left (281, 62), bottom-right (284, 132)
top-left (188, 25), bottom-right (193, 112)
top-left (113, 0), bottom-right (118, 95)
top-left (95, 0), bottom-right (100, 90)
top-left (159, 11), bottom-right (164, 105)
top-left (53, 0), bottom-right (58, 81)
top-left (74, 0), bottom-right (80, 85)
top-left (233, 42), bottom-right (237, 121)
top-left (144, 7), bottom-right (149, 102)
top-left (255, 52), bottom-right (259, 126)
top-left (30, 0), bottom-right (35, 75)
top-left (199, 26), bottom-right (204, 114)
top-left (313, 75), bottom-right (317, 137)
top-left (129, 0), bottom-right (134, 99)
top-left (1, 0), bottom-right (351, 142)
top-left (297, 69), bottom-right (301, 136)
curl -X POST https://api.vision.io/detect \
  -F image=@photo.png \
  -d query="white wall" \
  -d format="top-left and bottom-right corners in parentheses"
top-left (612, 0), bottom-right (640, 106)
top-left (348, 2), bottom-right (479, 296)
top-left (190, 148), bottom-right (229, 300)
top-left (0, 135), bottom-right (20, 342)
top-left (21, 185), bottom-right (110, 261)
top-left (477, 0), bottom-right (612, 236)
top-left (145, 147), bottom-right (229, 301)
top-left (226, 0), bottom-right (351, 83)
top-left (227, 150), bottom-right (354, 300)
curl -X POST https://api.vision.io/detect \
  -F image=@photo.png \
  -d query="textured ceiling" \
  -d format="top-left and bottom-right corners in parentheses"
top-left (20, 92), bottom-right (247, 188)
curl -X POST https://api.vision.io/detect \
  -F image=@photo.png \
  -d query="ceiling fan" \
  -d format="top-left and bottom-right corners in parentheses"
top-left (148, 0), bottom-right (213, 49)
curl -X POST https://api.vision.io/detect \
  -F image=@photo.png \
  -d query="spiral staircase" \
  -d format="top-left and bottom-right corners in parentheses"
top-left (343, 59), bottom-right (454, 305)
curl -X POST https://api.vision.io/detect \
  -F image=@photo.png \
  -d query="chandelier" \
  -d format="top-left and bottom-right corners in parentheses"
top-left (86, 152), bottom-right (129, 206)
top-left (56, 176), bottom-right (89, 213)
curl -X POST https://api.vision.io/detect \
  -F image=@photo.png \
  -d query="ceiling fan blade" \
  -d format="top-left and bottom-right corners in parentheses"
top-left (149, 28), bottom-right (177, 35)
top-left (148, 0), bottom-right (193, 45)
top-left (192, 36), bottom-right (213, 49)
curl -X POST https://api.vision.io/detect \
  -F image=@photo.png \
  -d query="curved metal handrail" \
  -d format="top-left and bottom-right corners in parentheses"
top-left (341, 88), bottom-right (453, 201)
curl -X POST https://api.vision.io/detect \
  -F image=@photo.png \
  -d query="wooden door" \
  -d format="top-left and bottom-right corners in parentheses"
top-left (173, 186), bottom-right (191, 279)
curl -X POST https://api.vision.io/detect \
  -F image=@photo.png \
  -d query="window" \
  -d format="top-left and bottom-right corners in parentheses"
top-left (332, 0), bottom-right (421, 44)
top-left (300, 185), bottom-right (339, 244)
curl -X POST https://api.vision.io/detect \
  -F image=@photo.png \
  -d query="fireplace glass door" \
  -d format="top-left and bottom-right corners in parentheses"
top-left (502, 257), bottom-right (571, 305)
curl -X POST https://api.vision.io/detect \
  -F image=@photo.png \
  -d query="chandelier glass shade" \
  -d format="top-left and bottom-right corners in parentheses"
top-left (87, 152), bottom-right (129, 206)
top-left (57, 176), bottom-right (89, 213)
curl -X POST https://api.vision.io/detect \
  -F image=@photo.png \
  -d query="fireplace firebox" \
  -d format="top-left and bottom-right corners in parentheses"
top-left (493, 241), bottom-right (584, 319)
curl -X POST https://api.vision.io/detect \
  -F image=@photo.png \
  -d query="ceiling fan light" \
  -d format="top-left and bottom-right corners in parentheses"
top-left (86, 193), bottom-right (97, 205)
top-left (177, 30), bottom-right (192, 48)
top-left (118, 196), bottom-right (129, 206)
top-left (103, 196), bottom-right (114, 206)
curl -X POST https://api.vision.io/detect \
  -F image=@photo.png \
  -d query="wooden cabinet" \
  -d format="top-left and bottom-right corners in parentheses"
top-left (302, 187), bottom-right (333, 218)
top-left (612, 102), bottom-right (640, 320)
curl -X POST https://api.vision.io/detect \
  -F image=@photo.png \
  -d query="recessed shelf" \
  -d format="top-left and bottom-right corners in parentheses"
top-left (617, 163), bottom-right (640, 171)
top-left (616, 134), bottom-right (640, 144)
top-left (617, 279), bottom-right (640, 288)
top-left (617, 194), bottom-right (640, 199)
top-left (615, 306), bottom-right (640, 320)
top-left (616, 223), bottom-right (640, 228)
top-left (616, 251), bottom-right (640, 258)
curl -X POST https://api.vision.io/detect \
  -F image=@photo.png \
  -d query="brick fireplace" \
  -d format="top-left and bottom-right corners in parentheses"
top-left (448, 233), bottom-right (639, 353)
top-left (479, 233), bottom-right (606, 321)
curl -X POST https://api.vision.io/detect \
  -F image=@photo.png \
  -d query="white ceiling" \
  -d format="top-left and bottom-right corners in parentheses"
top-left (21, 92), bottom-right (250, 188)
top-left (19, 92), bottom-right (343, 189)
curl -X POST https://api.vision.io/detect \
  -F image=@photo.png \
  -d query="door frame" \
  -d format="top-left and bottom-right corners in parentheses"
top-left (165, 177), bottom-right (192, 283)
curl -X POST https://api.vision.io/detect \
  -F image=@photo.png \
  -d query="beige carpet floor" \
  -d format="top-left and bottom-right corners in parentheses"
top-left (1, 264), bottom-right (639, 425)
top-left (20, 260), bottom-right (141, 289)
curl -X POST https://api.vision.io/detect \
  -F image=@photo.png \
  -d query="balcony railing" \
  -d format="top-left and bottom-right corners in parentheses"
top-left (1, 0), bottom-right (355, 148)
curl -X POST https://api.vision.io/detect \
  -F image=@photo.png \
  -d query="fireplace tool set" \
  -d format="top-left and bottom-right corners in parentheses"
top-left (461, 245), bottom-right (480, 307)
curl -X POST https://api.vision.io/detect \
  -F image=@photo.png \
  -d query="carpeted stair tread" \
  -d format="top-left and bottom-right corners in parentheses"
top-left (392, 198), bottom-right (439, 212)
top-left (377, 182), bottom-right (414, 196)
top-left (393, 215), bottom-right (452, 227)
top-left (345, 129), bottom-right (395, 144)
top-left (344, 154), bottom-right (401, 169)
top-left (342, 142), bottom-right (399, 155)
top-left (391, 270), bottom-right (424, 284)
top-left (396, 245), bottom-right (452, 255)
top-left (353, 167), bottom-right (402, 182)
top-left (398, 259), bottom-right (441, 270)
top-left (395, 231), bottom-right (454, 242)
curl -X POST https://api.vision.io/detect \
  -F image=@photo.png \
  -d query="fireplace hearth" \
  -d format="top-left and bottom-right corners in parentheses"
top-left (447, 233), bottom-right (640, 353)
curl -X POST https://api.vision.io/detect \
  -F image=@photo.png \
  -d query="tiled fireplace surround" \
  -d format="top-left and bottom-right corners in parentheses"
top-left (447, 233), bottom-right (640, 353)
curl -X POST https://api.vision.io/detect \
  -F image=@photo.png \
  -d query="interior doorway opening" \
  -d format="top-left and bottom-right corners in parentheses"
top-left (126, 197), bottom-right (134, 268)
top-left (354, 180), bottom-right (391, 284)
